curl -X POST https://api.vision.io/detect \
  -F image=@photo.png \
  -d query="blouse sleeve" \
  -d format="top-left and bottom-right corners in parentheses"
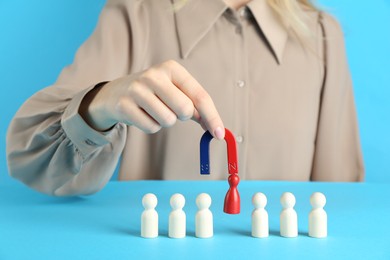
top-left (6, 1), bottom-right (132, 195)
top-left (311, 12), bottom-right (365, 181)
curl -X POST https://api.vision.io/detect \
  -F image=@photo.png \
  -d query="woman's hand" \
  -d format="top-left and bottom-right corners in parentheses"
top-left (80, 60), bottom-right (225, 139)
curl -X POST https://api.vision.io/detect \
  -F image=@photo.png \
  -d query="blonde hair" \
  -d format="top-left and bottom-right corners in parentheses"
top-left (267, 0), bottom-right (320, 39)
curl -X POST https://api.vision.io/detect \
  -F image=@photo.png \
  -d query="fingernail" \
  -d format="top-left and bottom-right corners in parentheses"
top-left (214, 127), bottom-right (225, 140)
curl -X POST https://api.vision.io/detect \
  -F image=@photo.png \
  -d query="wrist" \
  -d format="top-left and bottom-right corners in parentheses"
top-left (79, 82), bottom-right (117, 132)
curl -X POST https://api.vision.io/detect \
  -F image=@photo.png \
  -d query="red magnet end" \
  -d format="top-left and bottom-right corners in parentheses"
top-left (224, 173), bottom-right (240, 214)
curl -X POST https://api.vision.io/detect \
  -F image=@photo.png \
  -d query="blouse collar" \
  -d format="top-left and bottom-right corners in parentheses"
top-left (173, 0), bottom-right (289, 64)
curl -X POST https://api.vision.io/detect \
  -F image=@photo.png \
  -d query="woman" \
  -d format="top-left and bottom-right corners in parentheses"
top-left (6, 0), bottom-right (364, 196)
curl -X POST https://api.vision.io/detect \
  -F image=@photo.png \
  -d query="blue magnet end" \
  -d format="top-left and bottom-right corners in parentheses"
top-left (200, 131), bottom-right (213, 175)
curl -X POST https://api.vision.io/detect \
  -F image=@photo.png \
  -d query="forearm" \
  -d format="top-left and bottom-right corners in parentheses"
top-left (6, 1), bottom-right (136, 195)
top-left (6, 86), bottom-right (127, 196)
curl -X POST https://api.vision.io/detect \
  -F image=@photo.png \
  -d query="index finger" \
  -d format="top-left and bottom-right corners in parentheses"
top-left (161, 60), bottom-right (225, 140)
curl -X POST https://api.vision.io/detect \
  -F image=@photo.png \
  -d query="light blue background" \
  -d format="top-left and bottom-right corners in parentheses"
top-left (0, 0), bottom-right (389, 183)
top-left (1, 181), bottom-right (390, 259)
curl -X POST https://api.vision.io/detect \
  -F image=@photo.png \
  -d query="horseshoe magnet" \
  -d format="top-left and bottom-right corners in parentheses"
top-left (200, 128), bottom-right (240, 214)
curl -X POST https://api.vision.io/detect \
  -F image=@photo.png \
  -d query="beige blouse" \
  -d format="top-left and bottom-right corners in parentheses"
top-left (6, 0), bottom-right (364, 196)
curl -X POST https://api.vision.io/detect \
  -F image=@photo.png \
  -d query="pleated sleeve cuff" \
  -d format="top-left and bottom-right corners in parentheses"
top-left (61, 85), bottom-right (121, 158)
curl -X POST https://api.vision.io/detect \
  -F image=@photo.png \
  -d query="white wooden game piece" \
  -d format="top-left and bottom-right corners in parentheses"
top-left (309, 192), bottom-right (327, 238)
top-left (195, 193), bottom-right (213, 238)
top-left (169, 193), bottom-right (186, 238)
top-left (141, 193), bottom-right (158, 238)
top-left (280, 192), bottom-right (298, 238)
top-left (252, 192), bottom-right (269, 238)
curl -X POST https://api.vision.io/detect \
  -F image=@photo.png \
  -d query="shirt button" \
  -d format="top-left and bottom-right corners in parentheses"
top-left (239, 7), bottom-right (247, 18)
top-left (236, 80), bottom-right (245, 88)
top-left (85, 139), bottom-right (97, 146)
top-left (236, 135), bottom-right (244, 143)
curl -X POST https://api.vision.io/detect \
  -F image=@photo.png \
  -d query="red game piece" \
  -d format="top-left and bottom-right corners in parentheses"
top-left (224, 173), bottom-right (240, 214)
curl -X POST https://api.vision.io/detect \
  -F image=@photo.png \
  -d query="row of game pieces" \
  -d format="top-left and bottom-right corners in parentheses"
top-left (141, 192), bottom-right (327, 239)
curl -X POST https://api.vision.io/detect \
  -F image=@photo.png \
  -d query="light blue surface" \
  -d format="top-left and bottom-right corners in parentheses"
top-left (1, 1), bottom-right (389, 183)
top-left (0, 181), bottom-right (389, 259)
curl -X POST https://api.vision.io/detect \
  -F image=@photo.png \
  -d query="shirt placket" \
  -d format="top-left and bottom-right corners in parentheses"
top-left (231, 7), bottom-right (249, 179)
